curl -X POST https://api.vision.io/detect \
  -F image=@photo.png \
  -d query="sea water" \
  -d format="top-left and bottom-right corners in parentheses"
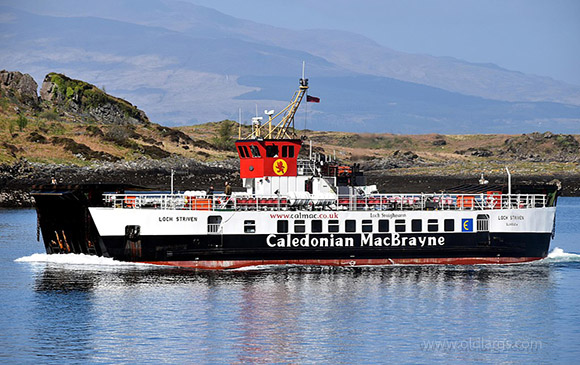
top-left (1, 198), bottom-right (579, 364)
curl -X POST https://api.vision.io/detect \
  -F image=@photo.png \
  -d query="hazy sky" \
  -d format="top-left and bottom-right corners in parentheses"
top-left (189, 0), bottom-right (580, 86)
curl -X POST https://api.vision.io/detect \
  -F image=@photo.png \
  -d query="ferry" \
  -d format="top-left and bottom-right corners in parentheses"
top-left (32, 77), bottom-right (560, 269)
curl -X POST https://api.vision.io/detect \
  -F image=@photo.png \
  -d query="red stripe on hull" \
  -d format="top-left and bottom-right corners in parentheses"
top-left (142, 257), bottom-right (543, 270)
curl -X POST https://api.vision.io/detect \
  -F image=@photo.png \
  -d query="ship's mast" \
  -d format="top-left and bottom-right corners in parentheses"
top-left (242, 76), bottom-right (309, 140)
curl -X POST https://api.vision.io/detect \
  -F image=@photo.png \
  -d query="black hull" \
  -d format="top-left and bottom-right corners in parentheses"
top-left (99, 232), bottom-right (551, 264)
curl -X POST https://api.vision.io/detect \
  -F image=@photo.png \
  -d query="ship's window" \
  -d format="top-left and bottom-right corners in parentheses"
top-left (250, 145), bottom-right (261, 158)
top-left (312, 220), bottom-right (323, 233)
top-left (244, 220), bottom-right (256, 233)
top-left (242, 146), bottom-right (250, 158)
top-left (362, 220), bottom-right (373, 232)
top-left (427, 219), bottom-right (438, 232)
top-left (305, 179), bottom-right (313, 194)
top-left (345, 220), bottom-right (356, 232)
top-left (281, 145), bottom-right (295, 158)
top-left (277, 220), bottom-right (288, 233)
top-left (294, 220), bottom-right (306, 233)
top-left (208, 215), bottom-right (222, 234)
top-left (328, 220), bottom-right (339, 233)
top-left (395, 219), bottom-right (406, 232)
top-left (477, 214), bottom-right (490, 232)
top-left (444, 219), bottom-right (455, 232)
top-left (238, 146), bottom-right (247, 158)
top-left (378, 220), bottom-right (389, 232)
top-left (266, 145), bottom-right (279, 158)
top-left (411, 219), bottom-right (422, 232)
top-left (125, 225), bottom-right (140, 240)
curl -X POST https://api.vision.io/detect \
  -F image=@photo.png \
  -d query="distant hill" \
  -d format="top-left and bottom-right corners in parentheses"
top-left (1, 1), bottom-right (579, 133)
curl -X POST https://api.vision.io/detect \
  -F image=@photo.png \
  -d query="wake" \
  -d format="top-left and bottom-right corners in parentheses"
top-left (540, 247), bottom-right (580, 263)
top-left (15, 253), bottom-right (156, 268)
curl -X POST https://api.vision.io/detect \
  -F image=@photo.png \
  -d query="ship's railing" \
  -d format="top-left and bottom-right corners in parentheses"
top-left (103, 192), bottom-right (549, 211)
top-left (297, 159), bottom-right (317, 176)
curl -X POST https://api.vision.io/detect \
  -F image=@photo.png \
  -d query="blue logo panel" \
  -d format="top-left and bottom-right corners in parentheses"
top-left (462, 219), bottom-right (473, 232)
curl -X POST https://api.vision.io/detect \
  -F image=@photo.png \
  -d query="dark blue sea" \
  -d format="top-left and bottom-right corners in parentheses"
top-left (1, 198), bottom-right (580, 364)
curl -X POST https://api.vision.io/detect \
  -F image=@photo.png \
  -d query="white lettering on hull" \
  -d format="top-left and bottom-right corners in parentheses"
top-left (267, 233), bottom-right (445, 248)
top-left (267, 234), bottom-right (355, 248)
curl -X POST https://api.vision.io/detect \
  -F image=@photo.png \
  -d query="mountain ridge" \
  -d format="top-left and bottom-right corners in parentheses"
top-left (1, 1), bottom-right (579, 133)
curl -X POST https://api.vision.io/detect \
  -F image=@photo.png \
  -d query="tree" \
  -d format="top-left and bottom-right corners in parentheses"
top-left (16, 115), bottom-right (28, 131)
top-left (213, 120), bottom-right (235, 150)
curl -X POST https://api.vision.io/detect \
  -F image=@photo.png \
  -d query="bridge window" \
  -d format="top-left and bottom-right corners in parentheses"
top-left (328, 220), bottom-right (339, 233)
top-left (244, 220), bottom-right (256, 233)
top-left (242, 146), bottom-right (250, 158)
top-left (312, 220), bottom-right (323, 233)
top-left (395, 219), bottom-right (406, 232)
top-left (444, 219), bottom-right (455, 232)
top-left (345, 220), bottom-right (356, 232)
top-left (362, 220), bottom-right (373, 232)
top-left (238, 146), bottom-right (247, 158)
top-left (294, 220), bottom-right (306, 233)
top-left (411, 219), bottom-right (422, 232)
top-left (266, 145), bottom-right (279, 157)
top-left (282, 145), bottom-right (295, 158)
top-left (427, 219), bottom-right (438, 232)
top-left (250, 145), bottom-right (261, 158)
top-left (277, 220), bottom-right (288, 233)
top-left (378, 220), bottom-right (389, 232)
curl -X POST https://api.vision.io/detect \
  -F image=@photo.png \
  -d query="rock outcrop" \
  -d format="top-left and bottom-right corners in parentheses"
top-left (501, 132), bottom-right (580, 162)
top-left (40, 73), bottom-right (150, 125)
top-left (0, 70), bottom-right (39, 106)
top-left (361, 150), bottom-right (427, 170)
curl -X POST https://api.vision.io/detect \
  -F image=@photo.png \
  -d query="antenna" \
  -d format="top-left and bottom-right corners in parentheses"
top-left (170, 168), bottom-right (174, 195)
top-left (238, 107), bottom-right (242, 139)
top-left (302, 61), bottom-right (305, 80)
top-left (240, 74), bottom-right (309, 140)
top-left (506, 167), bottom-right (512, 196)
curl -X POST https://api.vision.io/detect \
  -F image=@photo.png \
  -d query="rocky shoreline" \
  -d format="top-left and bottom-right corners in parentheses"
top-left (0, 158), bottom-right (239, 207)
top-left (1, 158), bottom-right (578, 208)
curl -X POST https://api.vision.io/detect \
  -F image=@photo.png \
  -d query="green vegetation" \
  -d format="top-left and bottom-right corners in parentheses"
top-left (212, 120), bottom-right (236, 150)
top-left (48, 73), bottom-right (147, 123)
top-left (27, 132), bottom-right (47, 144)
top-left (555, 134), bottom-right (579, 151)
top-left (86, 125), bottom-right (104, 137)
top-left (16, 115), bottom-right (28, 131)
top-left (49, 122), bottom-right (66, 135)
top-left (51, 136), bottom-right (119, 162)
top-left (0, 95), bottom-right (9, 109)
top-left (8, 120), bottom-right (15, 135)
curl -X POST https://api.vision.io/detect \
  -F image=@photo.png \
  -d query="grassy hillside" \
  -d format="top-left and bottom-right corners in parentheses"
top-left (177, 125), bottom-right (580, 177)
top-left (1, 70), bottom-right (578, 178)
top-left (0, 82), bottom-right (235, 164)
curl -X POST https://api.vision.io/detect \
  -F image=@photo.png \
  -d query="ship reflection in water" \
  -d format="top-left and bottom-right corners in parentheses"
top-left (29, 263), bottom-right (560, 363)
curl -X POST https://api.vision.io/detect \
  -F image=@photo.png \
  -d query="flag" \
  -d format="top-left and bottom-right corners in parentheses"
top-left (307, 95), bottom-right (320, 103)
